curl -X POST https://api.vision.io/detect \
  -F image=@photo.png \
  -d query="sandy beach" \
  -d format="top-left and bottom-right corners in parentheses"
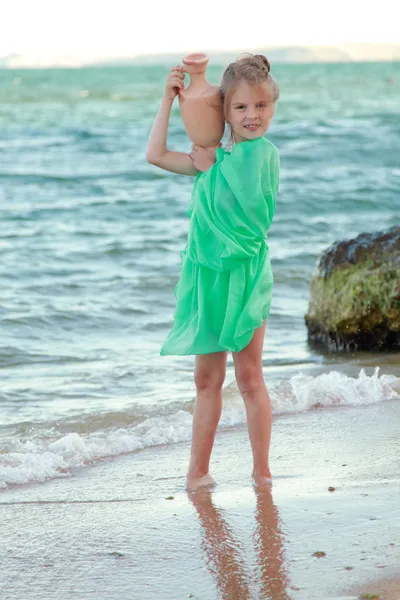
top-left (1, 395), bottom-right (399, 600)
top-left (348, 578), bottom-right (400, 600)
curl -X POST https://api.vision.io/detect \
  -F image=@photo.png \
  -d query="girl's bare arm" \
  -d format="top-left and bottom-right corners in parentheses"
top-left (146, 67), bottom-right (198, 176)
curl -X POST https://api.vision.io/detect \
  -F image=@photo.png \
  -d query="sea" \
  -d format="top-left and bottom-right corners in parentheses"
top-left (0, 60), bottom-right (399, 489)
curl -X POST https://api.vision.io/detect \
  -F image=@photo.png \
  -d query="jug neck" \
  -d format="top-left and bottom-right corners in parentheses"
top-left (182, 53), bottom-right (209, 79)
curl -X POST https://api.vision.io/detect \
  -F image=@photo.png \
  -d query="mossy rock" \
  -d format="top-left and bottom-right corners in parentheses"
top-left (305, 225), bottom-right (400, 351)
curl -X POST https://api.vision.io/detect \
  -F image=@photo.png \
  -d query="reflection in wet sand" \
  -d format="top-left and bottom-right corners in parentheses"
top-left (254, 490), bottom-right (291, 600)
top-left (189, 489), bottom-right (291, 599)
top-left (189, 489), bottom-right (250, 599)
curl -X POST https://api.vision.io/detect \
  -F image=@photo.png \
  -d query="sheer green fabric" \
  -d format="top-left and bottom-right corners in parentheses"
top-left (160, 136), bottom-right (280, 356)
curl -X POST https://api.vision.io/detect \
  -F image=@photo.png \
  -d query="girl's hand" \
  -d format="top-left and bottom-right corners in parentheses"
top-left (189, 144), bottom-right (220, 172)
top-left (164, 65), bottom-right (185, 100)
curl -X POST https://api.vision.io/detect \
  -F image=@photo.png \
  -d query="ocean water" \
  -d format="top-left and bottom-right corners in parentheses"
top-left (0, 61), bottom-right (399, 489)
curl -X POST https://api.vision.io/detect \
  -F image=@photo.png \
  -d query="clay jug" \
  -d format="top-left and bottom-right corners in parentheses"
top-left (179, 53), bottom-right (224, 148)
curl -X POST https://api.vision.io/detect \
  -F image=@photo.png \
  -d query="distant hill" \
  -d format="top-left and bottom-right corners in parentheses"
top-left (122, 46), bottom-right (353, 66)
top-left (0, 53), bottom-right (21, 67)
top-left (2, 44), bottom-right (400, 69)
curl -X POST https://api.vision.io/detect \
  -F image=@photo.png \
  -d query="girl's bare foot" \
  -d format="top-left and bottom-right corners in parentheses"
top-left (186, 473), bottom-right (216, 492)
top-left (252, 471), bottom-right (273, 488)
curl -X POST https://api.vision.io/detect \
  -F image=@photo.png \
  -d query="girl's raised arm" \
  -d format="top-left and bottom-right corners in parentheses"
top-left (146, 66), bottom-right (198, 177)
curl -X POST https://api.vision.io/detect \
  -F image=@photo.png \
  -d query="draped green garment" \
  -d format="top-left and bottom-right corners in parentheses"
top-left (160, 136), bottom-right (280, 356)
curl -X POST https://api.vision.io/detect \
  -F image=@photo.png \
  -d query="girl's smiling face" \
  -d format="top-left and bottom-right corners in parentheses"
top-left (227, 80), bottom-right (275, 143)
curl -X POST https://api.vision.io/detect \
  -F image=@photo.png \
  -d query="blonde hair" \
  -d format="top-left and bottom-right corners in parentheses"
top-left (220, 54), bottom-right (280, 142)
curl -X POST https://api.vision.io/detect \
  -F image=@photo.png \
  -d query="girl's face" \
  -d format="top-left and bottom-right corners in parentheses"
top-left (227, 80), bottom-right (275, 143)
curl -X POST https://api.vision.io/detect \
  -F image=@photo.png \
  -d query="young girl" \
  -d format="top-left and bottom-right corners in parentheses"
top-left (146, 54), bottom-right (280, 491)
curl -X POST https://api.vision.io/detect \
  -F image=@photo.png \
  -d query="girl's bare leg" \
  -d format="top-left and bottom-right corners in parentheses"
top-left (186, 351), bottom-right (227, 491)
top-left (232, 322), bottom-right (272, 486)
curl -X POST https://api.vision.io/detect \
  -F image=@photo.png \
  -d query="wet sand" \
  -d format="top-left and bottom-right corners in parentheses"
top-left (347, 577), bottom-right (400, 600)
top-left (1, 399), bottom-right (400, 599)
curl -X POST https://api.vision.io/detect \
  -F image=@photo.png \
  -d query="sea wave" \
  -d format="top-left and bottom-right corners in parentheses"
top-left (1, 368), bottom-right (398, 489)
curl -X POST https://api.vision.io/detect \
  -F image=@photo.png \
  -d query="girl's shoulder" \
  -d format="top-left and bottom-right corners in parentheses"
top-left (226, 137), bottom-right (278, 167)
top-left (230, 136), bottom-right (278, 156)
top-left (254, 136), bottom-right (279, 156)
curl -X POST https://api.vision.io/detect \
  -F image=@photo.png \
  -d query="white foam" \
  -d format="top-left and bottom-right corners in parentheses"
top-left (273, 367), bottom-right (399, 413)
top-left (0, 368), bottom-right (398, 489)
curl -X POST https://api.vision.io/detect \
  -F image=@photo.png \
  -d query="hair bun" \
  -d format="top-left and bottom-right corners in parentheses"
top-left (255, 54), bottom-right (271, 73)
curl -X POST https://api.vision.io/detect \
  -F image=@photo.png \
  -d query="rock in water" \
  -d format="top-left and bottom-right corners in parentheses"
top-left (305, 225), bottom-right (400, 351)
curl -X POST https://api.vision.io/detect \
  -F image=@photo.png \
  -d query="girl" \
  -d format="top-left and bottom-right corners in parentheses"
top-left (146, 54), bottom-right (280, 491)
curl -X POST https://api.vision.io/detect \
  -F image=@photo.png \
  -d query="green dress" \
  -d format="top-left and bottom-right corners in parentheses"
top-left (160, 136), bottom-right (280, 356)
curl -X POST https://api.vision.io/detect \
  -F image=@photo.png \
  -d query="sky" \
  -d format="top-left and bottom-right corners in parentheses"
top-left (1, 0), bottom-right (399, 58)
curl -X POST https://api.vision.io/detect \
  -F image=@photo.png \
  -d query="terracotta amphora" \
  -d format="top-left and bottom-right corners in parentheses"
top-left (179, 53), bottom-right (224, 148)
